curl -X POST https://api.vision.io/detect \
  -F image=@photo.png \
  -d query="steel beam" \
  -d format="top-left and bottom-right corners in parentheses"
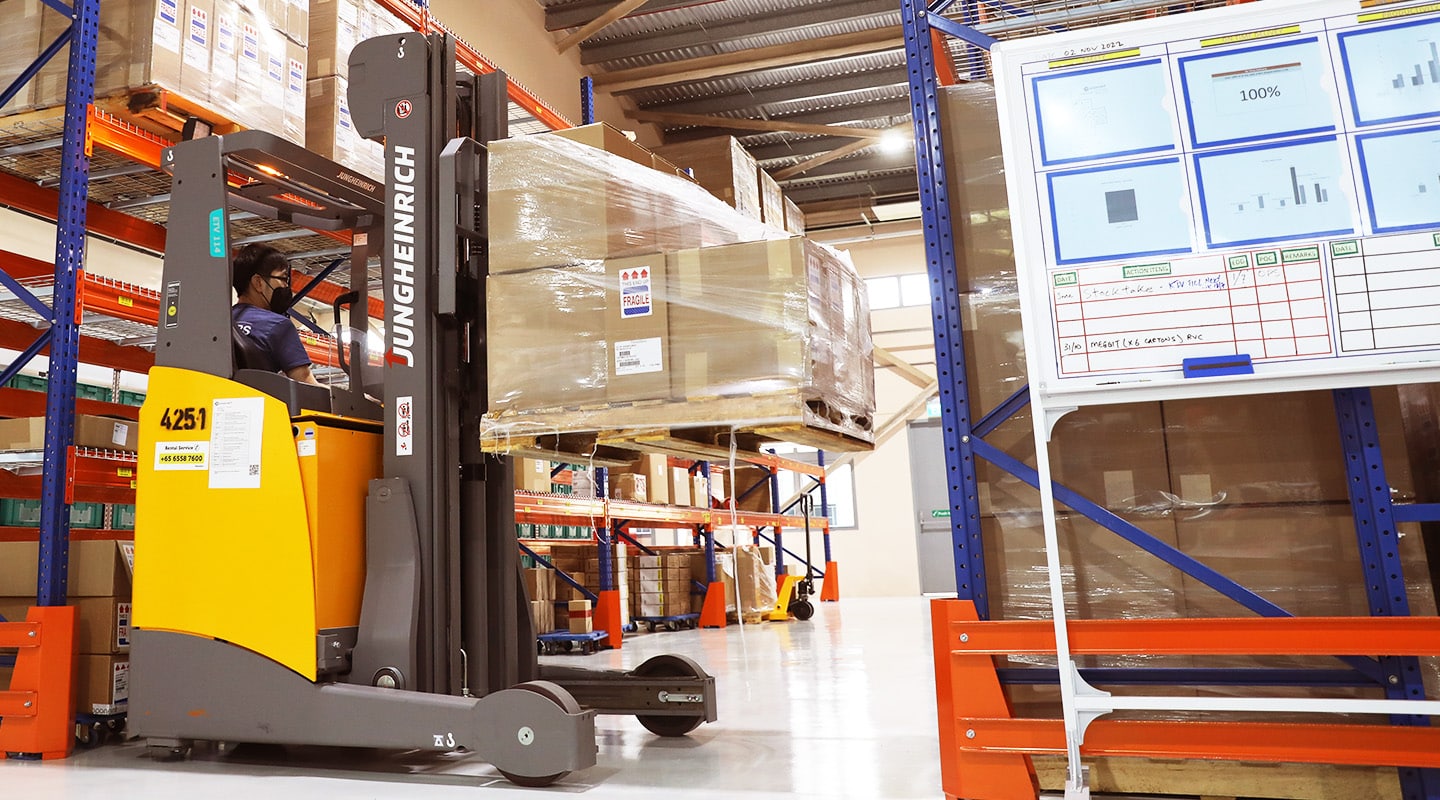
top-left (545, 0), bottom-right (698, 31)
top-left (638, 66), bottom-right (908, 116)
top-left (780, 170), bottom-right (918, 204)
top-left (656, 97), bottom-right (911, 143)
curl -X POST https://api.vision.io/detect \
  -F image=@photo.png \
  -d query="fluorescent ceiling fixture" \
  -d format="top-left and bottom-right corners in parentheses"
top-left (873, 200), bottom-right (922, 222)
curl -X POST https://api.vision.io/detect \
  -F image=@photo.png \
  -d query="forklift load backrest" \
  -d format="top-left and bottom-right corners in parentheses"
top-left (230, 325), bottom-right (334, 416)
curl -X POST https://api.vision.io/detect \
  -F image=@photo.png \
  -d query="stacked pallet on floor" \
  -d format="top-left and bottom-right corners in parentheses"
top-left (939, 82), bottom-right (1438, 798)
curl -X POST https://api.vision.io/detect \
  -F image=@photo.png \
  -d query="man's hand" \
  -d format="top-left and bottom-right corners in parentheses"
top-left (286, 364), bottom-right (320, 385)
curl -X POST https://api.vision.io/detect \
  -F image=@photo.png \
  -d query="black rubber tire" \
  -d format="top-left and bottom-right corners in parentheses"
top-left (791, 599), bottom-right (815, 621)
top-left (76, 722), bottom-right (100, 748)
top-left (631, 654), bottom-right (709, 738)
top-left (495, 682), bottom-right (583, 788)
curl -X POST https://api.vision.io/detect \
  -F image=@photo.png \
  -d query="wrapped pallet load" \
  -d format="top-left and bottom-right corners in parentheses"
top-left (482, 128), bottom-right (875, 454)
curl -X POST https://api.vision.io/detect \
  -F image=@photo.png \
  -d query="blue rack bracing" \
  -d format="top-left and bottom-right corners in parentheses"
top-left (902, 1), bottom-right (1440, 796)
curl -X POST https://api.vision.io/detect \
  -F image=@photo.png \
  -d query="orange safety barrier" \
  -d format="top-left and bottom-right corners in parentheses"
top-left (0, 605), bottom-right (78, 761)
top-left (931, 599), bottom-right (1440, 799)
top-left (594, 589), bottom-right (624, 650)
top-left (819, 560), bottom-right (840, 602)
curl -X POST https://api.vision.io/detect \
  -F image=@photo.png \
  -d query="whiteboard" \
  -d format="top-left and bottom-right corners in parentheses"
top-left (992, 0), bottom-right (1440, 409)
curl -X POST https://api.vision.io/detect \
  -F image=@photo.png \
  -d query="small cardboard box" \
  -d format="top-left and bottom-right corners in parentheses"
top-left (0, 415), bottom-right (139, 453)
top-left (654, 136), bottom-right (763, 221)
top-left (611, 473), bottom-right (647, 502)
top-left (759, 167), bottom-right (785, 231)
top-left (513, 458), bottom-right (553, 493)
top-left (529, 599), bottom-right (554, 634)
top-left (550, 123), bottom-right (653, 169)
top-left (77, 654), bottom-right (129, 715)
top-left (669, 467), bottom-right (693, 507)
top-left (728, 464), bottom-right (774, 513)
top-left (783, 197), bottom-right (806, 235)
top-left (522, 567), bottom-right (554, 603)
top-left (691, 476), bottom-right (711, 508)
top-left (567, 599), bottom-right (594, 634)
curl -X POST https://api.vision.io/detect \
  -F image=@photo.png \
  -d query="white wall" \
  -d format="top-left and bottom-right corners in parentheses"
top-left (429, 0), bottom-right (643, 139)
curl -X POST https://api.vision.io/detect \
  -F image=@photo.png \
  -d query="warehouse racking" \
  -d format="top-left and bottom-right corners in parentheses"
top-left (903, 1), bottom-right (1440, 798)
top-left (514, 451), bottom-right (839, 648)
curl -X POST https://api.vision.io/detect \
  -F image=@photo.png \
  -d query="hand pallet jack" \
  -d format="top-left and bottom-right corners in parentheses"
top-left (128, 33), bottom-right (715, 786)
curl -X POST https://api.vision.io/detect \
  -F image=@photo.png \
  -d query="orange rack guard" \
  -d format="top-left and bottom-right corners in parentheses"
top-left (0, 605), bottom-right (78, 761)
top-left (930, 599), bottom-right (1440, 800)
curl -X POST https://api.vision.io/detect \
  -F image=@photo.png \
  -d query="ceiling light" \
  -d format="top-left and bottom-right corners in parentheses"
top-left (872, 200), bottom-right (923, 222)
top-left (880, 129), bottom-right (912, 154)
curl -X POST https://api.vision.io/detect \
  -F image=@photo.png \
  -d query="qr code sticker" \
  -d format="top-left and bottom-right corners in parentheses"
top-left (248, 465), bottom-right (260, 476)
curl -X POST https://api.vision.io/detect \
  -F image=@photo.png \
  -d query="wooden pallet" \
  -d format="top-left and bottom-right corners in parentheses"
top-left (1032, 756), bottom-right (1402, 799)
top-left (482, 391), bottom-right (873, 463)
top-left (92, 86), bottom-right (246, 140)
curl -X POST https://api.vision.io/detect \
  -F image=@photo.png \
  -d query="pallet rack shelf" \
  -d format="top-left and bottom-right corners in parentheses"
top-left (903, 1), bottom-right (1440, 798)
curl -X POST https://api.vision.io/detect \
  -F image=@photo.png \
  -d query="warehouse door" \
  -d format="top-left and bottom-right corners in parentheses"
top-left (908, 420), bottom-right (957, 595)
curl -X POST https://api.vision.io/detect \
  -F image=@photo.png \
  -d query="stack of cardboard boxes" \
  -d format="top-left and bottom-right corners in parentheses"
top-left (2, 0), bottom-right (308, 145)
top-left (522, 566), bottom-right (556, 634)
top-left (484, 128), bottom-right (873, 450)
top-left (633, 553), bottom-right (693, 619)
top-left (937, 83), bottom-right (1440, 718)
top-left (304, 0), bottom-right (406, 178)
top-left (0, 540), bottom-right (134, 715)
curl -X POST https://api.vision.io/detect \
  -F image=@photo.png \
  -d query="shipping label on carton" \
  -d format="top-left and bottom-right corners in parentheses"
top-left (615, 337), bottom-right (663, 376)
top-left (116, 602), bottom-right (132, 649)
top-left (619, 266), bottom-right (653, 318)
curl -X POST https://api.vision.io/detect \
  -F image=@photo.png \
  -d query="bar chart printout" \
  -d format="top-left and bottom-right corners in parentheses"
top-left (1355, 124), bottom-right (1440, 232)
top-left (1194, 137), bottom-right (1354, 247)
top-left (1339, 17), bottom-right (1440, 124)
top-left (1052, 247), bottom-right (1332, 377)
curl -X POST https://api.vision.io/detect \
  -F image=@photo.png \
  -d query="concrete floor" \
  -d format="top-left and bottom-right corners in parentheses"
top-left (1, 597), bottom-right (948, 799)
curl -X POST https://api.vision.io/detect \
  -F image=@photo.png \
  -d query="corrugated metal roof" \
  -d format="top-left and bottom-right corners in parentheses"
top-left (594, 11), bottom-right (899, 72)
top-left (628, 50), bottom-right (908, 107)
top-left (589, 0), bottom-right (821, 41)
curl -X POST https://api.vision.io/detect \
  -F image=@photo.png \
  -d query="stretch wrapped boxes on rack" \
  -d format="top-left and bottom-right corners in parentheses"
top-left (939, 82), bottom-right (1440, 733)
top-left (483, 130), bottom-right (875, 454)
top-left (2, 0), bottom-right (307, 144)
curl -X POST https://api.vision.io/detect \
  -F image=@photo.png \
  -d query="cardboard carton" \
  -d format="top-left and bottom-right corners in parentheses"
top-left (77, 654), bottom-right (129, 715)
top-left (610, 473), bottom-right (647, 502)
top-left (513, 458), bottom-right (553, 493)
top-left (783, 197), bottom-right (806, 235)
top-left (654, 137), bottom-right (763, 221)
top-left (604, 254), bottom-right (670, 403)
top-left (528, 600), bottom-right (553, 634)
top-left (0, 540), bottom-right (133, 597)
top-left (567, 599), bottom-right (594, 634)
top-left (759, 167), bottom-right (785, 231)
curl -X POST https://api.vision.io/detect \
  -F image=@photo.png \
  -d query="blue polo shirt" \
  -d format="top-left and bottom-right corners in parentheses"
top-left (232, 303), bottom-right (311, 373)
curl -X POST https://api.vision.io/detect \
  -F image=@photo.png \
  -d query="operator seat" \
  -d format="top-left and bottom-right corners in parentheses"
top-left (230, 325), bottom-right (333, 416)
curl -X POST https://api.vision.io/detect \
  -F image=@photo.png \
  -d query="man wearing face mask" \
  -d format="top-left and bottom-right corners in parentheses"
top-left (231, 243), bottom-right (319, 385)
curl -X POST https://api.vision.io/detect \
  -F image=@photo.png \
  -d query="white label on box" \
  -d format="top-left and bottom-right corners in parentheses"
top-left (241, 23), bottom-right (259, 63)
top-left (619, 266), bottom-right (654, 318)
top-left (395, 395), bottom-right (414, 457)
top-left (615, 337), bottom-right (663, 376)
top-left (111, 422), bottom-right (130, 447)
top-left (155, 441), bottom-right (208, 471)
top-left (116, 602), bottom-right (131, 648)
top-left (268, 53), bottom-right (284, 84)
top-left (112, 661), bottom-right (129, 704)
top-left (118, 542), bottom-right (135, 572)
top-left (158, 0), bottom-right (179, 24)
top-left (287, 58), bottom-right (304, 96)
top-left (154, 14), bottom-right (181, 53)
top-left (296, 439), bottom-right (317, 458)
top-left (209, 397), bottom-right (264, 489)
top-left (185, 6), bottom-right (209, 69)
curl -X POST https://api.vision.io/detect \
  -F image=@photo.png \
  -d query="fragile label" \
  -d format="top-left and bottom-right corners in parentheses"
top-left (155, 441), bottom-right (208, 471)
top-left (184, 6), bottom-right (209, 70)
top-left (619, 266), bottom-right (654, 318)
top-left (116, 602), bottom-right (131, 648)
top-left (615, 337), bottom-right (663, 376)
top-left (396, 395), bottom-right (414, 457)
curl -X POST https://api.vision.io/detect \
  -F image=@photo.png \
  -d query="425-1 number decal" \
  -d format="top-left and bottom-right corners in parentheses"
top-left (160, 406), bottom-right (208, 431)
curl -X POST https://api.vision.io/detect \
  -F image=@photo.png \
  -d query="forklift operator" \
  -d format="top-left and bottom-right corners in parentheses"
top-left (231, 243), bottom-right (319, 385)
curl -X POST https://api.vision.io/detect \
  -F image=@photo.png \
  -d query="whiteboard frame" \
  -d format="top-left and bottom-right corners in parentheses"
top-left (992, 0), bottom-right (1440, 415)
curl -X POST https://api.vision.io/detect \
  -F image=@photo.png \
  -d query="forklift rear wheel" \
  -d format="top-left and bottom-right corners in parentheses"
top-left (495, 682), bottom-right (583, 788)
top-left (631, 654), bottom-right (707, 737)
top-left (790, 599), bottom-right (815, 621)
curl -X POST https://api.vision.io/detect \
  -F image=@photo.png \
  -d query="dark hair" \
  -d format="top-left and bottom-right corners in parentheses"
top-left (232, 244), bottom-right (289, 296)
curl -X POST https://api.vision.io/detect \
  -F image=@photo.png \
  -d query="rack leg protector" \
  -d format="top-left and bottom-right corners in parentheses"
top-left (0, 605), bottom-right (77, 760)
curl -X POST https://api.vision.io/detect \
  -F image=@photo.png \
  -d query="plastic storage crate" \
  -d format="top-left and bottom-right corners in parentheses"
top-left (3, 375), bottom-right (47, 392)
top-left (111, 503), bottom-right (136, 530)
top-left (0, 499), bottom-right (106, 528)
top-left (74, 384), bottom-right (113, 402)
top-left (118, 391), bottom-right (146, 407)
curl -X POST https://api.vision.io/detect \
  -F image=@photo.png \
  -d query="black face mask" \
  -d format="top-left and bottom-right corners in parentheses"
top-left (266, 279), bottom-right (293, 314)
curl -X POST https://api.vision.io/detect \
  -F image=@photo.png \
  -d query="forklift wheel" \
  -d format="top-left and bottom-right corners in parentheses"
top-left (75, 721), bottom-right (102, 748)
top-left (790, 599), bottom-right (815, 621)
top-left (631, 654), bottom-right (708, 738)
top-left (496, 682), bottom-right (583, 788)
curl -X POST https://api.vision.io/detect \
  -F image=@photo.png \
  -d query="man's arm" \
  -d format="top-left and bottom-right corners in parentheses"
top-left (286, 364), bottom-right (320, 385)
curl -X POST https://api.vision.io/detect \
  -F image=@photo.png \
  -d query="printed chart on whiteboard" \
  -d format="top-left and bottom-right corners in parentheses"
top-left (993, 0), bottom-right (1440, 405)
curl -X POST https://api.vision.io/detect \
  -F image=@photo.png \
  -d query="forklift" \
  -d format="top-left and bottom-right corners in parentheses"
top-left (128, 32), bottom-right (715, 786)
